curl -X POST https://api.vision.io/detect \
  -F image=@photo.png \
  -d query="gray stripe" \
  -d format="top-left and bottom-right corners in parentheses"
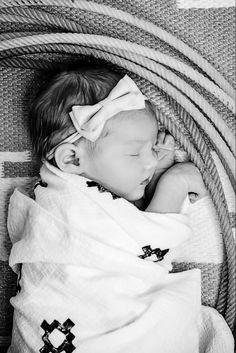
top-left (2, 161), bottom-right (39, 178)
top-left (172, 262), bottom-right (222, 307)
top-left (0, 261), bottom-right (17, 335)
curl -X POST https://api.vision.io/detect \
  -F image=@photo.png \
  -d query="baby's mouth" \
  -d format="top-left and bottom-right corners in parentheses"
top-left (140, 176), bottom-right (152, 186)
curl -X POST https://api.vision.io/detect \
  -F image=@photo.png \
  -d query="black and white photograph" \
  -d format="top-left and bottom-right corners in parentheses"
top-left (0, 0), bottom-right (235, 352)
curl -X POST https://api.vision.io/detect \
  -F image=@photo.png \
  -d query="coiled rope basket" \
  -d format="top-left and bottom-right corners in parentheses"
top-left (0, 0), bottom-right (235, 350)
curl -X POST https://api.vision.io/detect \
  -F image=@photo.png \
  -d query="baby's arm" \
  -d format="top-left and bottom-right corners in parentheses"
top-left (146, 162), bottom-right (207, 213)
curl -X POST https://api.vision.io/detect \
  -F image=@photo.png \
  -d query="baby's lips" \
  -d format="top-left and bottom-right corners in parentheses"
top-left (140, 175), bottom-right (152, 185)
top-left (140, 179), bottom-right (149, 186)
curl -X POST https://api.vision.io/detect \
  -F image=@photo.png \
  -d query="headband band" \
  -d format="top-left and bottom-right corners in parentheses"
top-left (46, 75), bottom-right (147, 160)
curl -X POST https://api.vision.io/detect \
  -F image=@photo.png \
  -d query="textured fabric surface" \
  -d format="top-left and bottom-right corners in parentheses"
top-left (0, 0), bottom-right (235, 350)
top-left (7, 163), bottom-right (201, 353)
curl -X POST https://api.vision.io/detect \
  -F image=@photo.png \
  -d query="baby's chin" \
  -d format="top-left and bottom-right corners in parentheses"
top-left (122, 189), bottom-right (145, 202)
top-left (107, 184), bottom-right (145, 202)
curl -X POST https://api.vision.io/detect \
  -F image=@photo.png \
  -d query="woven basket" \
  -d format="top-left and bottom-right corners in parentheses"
top-left (0, 0), bottom-right (235, 350)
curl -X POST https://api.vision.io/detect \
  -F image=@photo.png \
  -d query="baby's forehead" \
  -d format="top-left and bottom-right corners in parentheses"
top-left (109, 107), bottom-right (157, 127)
top-left (105, 108), bottom-right (158, 142)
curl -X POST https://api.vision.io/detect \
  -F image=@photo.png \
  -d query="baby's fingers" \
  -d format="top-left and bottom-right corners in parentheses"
top-left (156, 131), bottom-right (175, 151)
top-left (163, 133), bottom-right (175, 148)
top-left (156, 131), bottom-right (166, 145)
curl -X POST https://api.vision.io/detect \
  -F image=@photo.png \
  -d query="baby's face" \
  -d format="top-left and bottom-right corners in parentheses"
top-left (80, 109), bottom-right (158, 201)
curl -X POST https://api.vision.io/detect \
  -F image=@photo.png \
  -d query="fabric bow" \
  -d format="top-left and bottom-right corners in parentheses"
top-left (46, 75), bottom-right (146, 160)
top-left (69, 74), bottom-right (147, 142)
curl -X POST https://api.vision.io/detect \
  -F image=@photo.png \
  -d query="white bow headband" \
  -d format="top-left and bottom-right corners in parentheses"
top-left (46, 75), bottom-right (147, 160)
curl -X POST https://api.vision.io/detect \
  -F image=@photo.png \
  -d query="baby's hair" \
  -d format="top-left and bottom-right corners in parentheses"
top-left (29, 66), bottom-right (122, 161)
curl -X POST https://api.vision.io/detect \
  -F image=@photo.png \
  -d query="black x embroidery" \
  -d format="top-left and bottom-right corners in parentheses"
top-left (40, 319), bottom-right (75, 353)
top-left (86, 181), bottom-right (120, 200)
top-left (138, 245), bottom-right (169, 262)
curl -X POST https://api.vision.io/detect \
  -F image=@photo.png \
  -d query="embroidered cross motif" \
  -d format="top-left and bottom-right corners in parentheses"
top-left (40, 319), bottom-right (75, 353)
top-left (138, 245), bottom-right (169, 262)
top-left (86, 180), bottom-right (120, 200)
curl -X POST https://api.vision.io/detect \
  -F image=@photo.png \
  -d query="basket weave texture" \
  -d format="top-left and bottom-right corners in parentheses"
top-left (0, 0), bottom-right (235, 350)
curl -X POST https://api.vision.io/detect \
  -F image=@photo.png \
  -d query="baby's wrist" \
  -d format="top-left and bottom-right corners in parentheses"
top-left (160, 167), bottom-right (189, 191)
top-left (160, 172), bottom-right (189, 196)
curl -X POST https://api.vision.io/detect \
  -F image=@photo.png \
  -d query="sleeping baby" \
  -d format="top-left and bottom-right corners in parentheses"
top-left (7, 67), bottom-right (234, 352)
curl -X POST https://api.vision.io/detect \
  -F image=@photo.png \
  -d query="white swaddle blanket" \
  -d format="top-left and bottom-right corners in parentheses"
top-left (6, 162), bottom-right (216, 353)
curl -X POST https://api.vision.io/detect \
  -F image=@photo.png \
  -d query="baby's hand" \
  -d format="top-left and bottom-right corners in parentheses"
top-left (144, 132), bottom-right (175, 206)
top-left (146, 162), bottom-right (207, 213)
top-left (162, 162), bottom-right (207, 202)
top-left (154, 131), bottom-right (175, 173)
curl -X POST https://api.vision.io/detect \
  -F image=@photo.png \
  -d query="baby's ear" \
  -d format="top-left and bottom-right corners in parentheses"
top-left (54, 143), bottom-right (83, 174)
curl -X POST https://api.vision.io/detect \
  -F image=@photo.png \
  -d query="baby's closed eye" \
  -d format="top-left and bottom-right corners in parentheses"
top-left (128, 153), bottom-right (140, 157)
top-left (127, 144), bottom-right (158, 157)
top-left (125, 148), bottom-right (141, 157)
